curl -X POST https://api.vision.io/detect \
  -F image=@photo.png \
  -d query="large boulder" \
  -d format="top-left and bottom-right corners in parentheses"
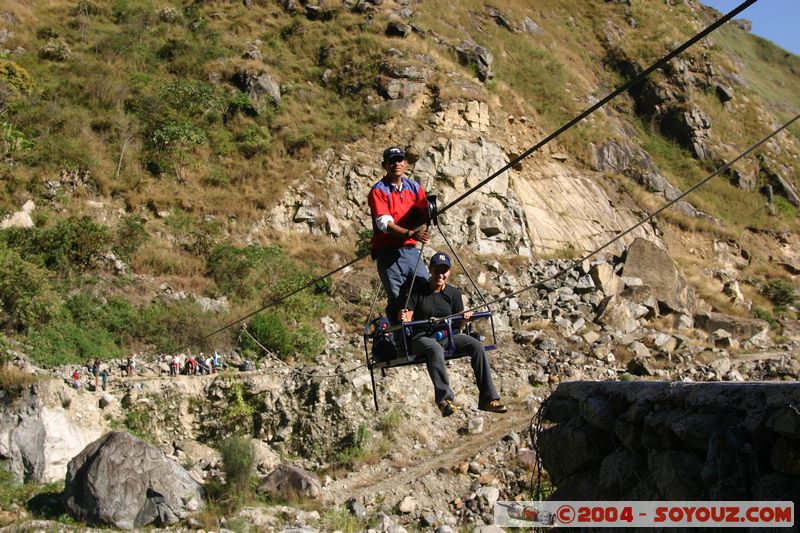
top-left (258, 464), bottom-right (322, 501)
top-left (63, 432), bottom-right (204, 530)
top-left (622, 238), bottom-right (695, 315)
top-left (693, 311), bottom-right (769, 339)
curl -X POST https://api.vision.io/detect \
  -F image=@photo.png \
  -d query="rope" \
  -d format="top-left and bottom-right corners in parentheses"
top-left (403, 238), bottom-right (428, 312)
top-left (242, 327), bottom-right (366, 378)
top-left (197, 254), bottom-right (365, 344)
top-left (437, 225), bottom-right (492, 311)
top-left (187, 0), bottom-right (756, 345)
top-left (437, 112), bottom-right (800, 322)
top-left (363, 280), bottom-right (385, 333)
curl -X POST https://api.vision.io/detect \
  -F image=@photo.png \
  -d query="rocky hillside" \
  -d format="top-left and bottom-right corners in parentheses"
top-left (0, 0), bottom-right (798, 363)
top-left (1, 0), bottom-right (800, 530)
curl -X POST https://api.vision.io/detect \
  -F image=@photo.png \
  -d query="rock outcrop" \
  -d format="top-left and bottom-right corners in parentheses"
top-left (63, 431), bottom-right (205, 530)
top-left (0, 379), bottom-right (107, 483)
top-left (539, 382), bottom-right (800, 503)
top-left (623, 237), bottom-right (696, 315)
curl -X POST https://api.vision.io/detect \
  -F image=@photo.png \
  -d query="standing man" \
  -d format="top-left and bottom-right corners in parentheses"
top-left (368, 146), bottom-right (431, 319)
top-left (399, 252), bottom-right (507, 417)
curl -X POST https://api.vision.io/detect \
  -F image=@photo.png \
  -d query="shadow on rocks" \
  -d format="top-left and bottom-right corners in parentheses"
top-left (27, 489), bottom-right (68, 520)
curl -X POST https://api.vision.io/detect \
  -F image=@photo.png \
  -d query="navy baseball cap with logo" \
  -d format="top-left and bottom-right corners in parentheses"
top-left (430, 252), bottom-right (451, 269)
top-left (382, 146), bottom-right (405, 163)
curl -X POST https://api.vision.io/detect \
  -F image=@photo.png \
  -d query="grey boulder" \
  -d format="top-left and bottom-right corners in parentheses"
top-left (63, 431), bottom-right (204, 530)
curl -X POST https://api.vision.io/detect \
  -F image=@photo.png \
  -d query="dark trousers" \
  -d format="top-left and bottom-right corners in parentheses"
top-left (410, 334), bottom-right (499, 405)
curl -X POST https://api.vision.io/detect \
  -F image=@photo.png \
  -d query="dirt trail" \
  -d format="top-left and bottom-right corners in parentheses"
top-left (324, 401), bottom-right (536, 505)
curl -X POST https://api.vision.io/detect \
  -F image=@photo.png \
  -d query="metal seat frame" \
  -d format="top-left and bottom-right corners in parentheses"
top-left (363, 311), bottom-right (497, 410)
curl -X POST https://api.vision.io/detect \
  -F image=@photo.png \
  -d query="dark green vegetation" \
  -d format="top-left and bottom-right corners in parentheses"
top-left (0, 221), bottom-right (329, 366)
top-left (216, 436), bottom-right (257, 511)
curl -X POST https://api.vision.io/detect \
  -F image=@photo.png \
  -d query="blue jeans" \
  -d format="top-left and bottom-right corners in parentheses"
top-left (375, 246), bottom-right (429, 319)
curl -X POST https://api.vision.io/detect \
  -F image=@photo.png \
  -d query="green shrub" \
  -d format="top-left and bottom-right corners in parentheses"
top-left (244, 313), bottom-right (293, 357)
top-left (149, 120), bottom-right (207, 152)
top-left (208, 244), bottom-right (328, 359)
top-left (0, 460), bottom-right (65, 515)
top-left (164, 211), bottom-right (222, 256)
top-left (377, 406), bottom-right (403, 441)
top-left (0, 120), bottom-right (34, 154)
top-left (201, 169), bottom-right (230, 187)
top-left (234, 125), bottom-right (272, 158)
top-left (0, 246), bottom-right (59, 332)
top-left (24, 293), bottom-right (215, 367)
top-left (27, 311), bottom-right (122, 367)
top-left (222, 379), bottom-right (256, 433)
top-left (135, 299), bottom-right (218, 353)
top-left (753, 307), bottom-right (778, 329)
top-left (217, 436), bottom-right (256, 509)
top-left (124, 407), bottom-right (155, 443)
top-left (1, 216), bottom-right (112, 274)
top-left (761, 279), bottom-right (797, 311)
top-left (114, 214), bottom-right (148, 259)
top-left (156, 80), bottom-right (219, 116)
top-left (320, 506), bottom-right (362, 533)
top-left (207, 243), bottom-right (284, 301)
top-left (0, 60), bottom-right (33, 94)
top-left (334, 422), bottom-right (370, 467)
top-left (291, 323), bottom-right (325, 358)
top-left (242, 312), bottom-right (325, 360)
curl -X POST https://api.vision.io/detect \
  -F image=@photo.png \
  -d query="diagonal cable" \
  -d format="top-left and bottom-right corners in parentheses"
top-left (441, 112), bottom-right (800, 321)
top-left (191, 0), bottom-right (757, 344)
top-left (437, 0), bottom-right (757, 217)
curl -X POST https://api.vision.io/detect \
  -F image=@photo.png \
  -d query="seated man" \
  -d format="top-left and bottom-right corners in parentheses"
top-left (399, 252), bottom-right (507, 417)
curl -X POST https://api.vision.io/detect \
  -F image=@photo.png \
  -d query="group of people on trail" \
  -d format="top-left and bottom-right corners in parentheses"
top-left (168, 351), bottom-right (225, 376)
top-left (368, 146), bottom-right (507, 417)
top-left (71, 358), bottom-right (109, 391)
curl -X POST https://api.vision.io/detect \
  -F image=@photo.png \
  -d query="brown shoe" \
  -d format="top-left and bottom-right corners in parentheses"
top-left (438, 399), bottom-right (457, 417)
top-left (478, 399), bottom-right (508, 413)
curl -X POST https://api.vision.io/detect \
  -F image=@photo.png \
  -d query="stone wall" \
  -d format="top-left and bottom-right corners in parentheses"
top-left (538, 382), bottom-right (800, 504)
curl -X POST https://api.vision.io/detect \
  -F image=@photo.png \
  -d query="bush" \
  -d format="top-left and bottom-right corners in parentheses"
top-left (234, 125), bottom-right (272, 158)
top-left (217, 436), bottom-right (256, 508)
top-left (24, 294), bottom-right (215, 368)
top-left (241, 310), bottom-right (325, 361)
top-left (149, 120), bottom-right (207, 152)
top-left (157, 80), bottom-right (219, 117)
top-left (164, 211), bottom-right (222, 257)
top-left (0, 60), bottom-right (33, 94)
top-left (244, 313), bottom-right (293, 357)
top-left (1, 216), bottom-right (112, 274)
top-left (761, 279), bottom-right (797, 310)
top-left (40, 39), bottom-right (71, 61)
top-left (27, 312), bottom-right (122, 367)
top-left (377, 406), bottom-right (403, 441)
top-left (135, 299), bottom-right (217, 353)
top-left (114, 215), bottom-right (148, 259)
top-left (209, 244), bottom-right (328, 360)
top-left (753, 307), bottom-right (778, 329)
top-left (207, 243), bottom-right (284, 301)
top-left (0, 246), bottom-right (59, 332)
top-left (334, 423), bottom-right (370, 467)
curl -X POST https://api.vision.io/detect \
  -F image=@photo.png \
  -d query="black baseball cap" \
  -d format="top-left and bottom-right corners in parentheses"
top-left (382, 146), bottom-right (405, 163)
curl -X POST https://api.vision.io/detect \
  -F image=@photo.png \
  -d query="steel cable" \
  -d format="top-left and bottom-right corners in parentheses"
top-left (190, 0), bottom-right (757, 344)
